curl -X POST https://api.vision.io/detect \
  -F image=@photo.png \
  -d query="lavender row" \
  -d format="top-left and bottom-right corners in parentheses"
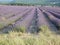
top-left (14, 8), bottom-right (35, 33)
top-left (37, 8), bottom-right (57, 31)
top-left (43, 11), bottom-right (60, 30)
top-left (27, 8), bottom-right (39, 33)
top-left (43, 6), bottom-right (60, 14)
top-left (48, 11), bottom-right (60, 19)
top-left (41, 7), bottom-right (60, 19)
top-left (0, 8), bottom-right (33, 32)
top-left (0, 6), bottom-right (30, 20)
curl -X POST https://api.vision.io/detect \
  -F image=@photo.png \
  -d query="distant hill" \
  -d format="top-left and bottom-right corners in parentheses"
top-left (0, 0), bottom-right (13, 4)
top-left (0, 0), bottom-right (60, 6)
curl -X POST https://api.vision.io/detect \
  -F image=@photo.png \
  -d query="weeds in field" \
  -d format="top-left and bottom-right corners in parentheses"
top-left (12, 26), bottom-right (26, 33)
top-left (0, 23), bottom-right (4, 29)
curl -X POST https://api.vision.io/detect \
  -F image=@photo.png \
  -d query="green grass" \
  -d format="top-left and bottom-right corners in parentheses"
top-left (0, 24), bottom-right (3, 29)
top-left (0, 25), bottom-right (60, 45)
top-left (12, 26), bottom-right (26, 33)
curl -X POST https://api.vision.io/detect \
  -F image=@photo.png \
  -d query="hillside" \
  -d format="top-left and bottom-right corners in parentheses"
top-left (0, 0), bottom-right (60, 6)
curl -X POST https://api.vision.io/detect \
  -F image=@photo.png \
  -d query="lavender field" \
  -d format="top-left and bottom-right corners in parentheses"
top-left (0, 5), bottom-right (60, 45)
top-left (0, 6), bottom-right (60, 33)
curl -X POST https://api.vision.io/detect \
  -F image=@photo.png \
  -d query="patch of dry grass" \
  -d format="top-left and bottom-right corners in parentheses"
top-left (0, 25), bottom-right (60, 45)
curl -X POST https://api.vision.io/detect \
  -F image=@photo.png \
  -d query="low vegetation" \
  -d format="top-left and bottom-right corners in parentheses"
top-left (0, 25), bottom-right (60, 45)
